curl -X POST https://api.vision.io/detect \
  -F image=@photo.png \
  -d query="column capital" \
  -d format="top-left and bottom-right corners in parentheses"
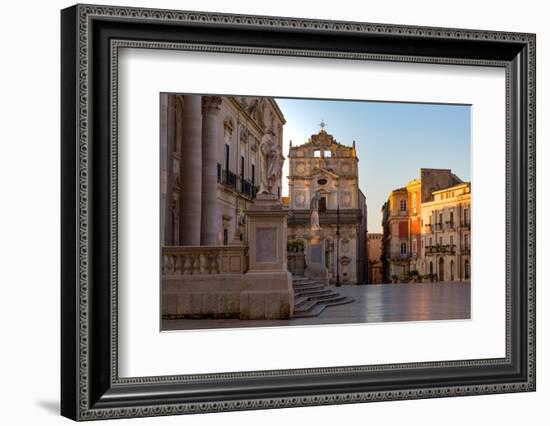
top-left (202, 96), bottom-right (222, 115)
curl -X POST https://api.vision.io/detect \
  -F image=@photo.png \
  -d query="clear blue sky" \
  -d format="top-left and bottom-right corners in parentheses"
top-left (275, 97), bottom-right (471, 233)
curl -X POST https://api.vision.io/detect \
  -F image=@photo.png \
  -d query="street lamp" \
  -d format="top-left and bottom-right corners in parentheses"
top-left (336, 202), bottom-right (341, 287)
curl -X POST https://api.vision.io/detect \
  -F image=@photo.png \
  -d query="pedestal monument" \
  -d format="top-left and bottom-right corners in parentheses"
top-left (304, 191), bottom-right (329, 284)
top-left (241, 129), bottom-right (294, 320)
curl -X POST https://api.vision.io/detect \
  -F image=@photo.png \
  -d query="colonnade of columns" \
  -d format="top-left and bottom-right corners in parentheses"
top-left (161, 94), bottom-right (222, 246)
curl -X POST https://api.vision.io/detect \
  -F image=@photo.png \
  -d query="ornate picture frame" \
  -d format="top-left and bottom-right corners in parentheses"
top-left (61, 4), bottom-right (535, 421)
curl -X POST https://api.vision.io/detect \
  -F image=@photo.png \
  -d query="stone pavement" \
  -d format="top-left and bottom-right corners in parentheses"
top-left (161, 281), bottom-right (471, 331)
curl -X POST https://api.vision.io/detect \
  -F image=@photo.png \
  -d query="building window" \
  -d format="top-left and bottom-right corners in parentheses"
top-left (400, 200), bottom-right (407, 211)
top-left (429, 237), bottom-right (433, 247)
top-left (450, 235), bottom-right (454, 245)
top-left (240, 155), bottom-right (245, 180)
top-left (224, 144), bottom-right (230, 171)
top-left (412, 240), bottom-right (417, 256)
top-left (465, 234), bottom-right (469, 250)
top-left (464, 208), bottom-right (469, 224)
top-left (439, 236), bottom-right (443, 246)
top-left (223, 228), bottom-right (228, 245)
top-left (412, 193), bottom-right (417, 215)
top-left (439, 213), bottom-right (443, 224)
top-left (314, 150), bottom-right (321, 158)
top-left (450, 211), bottom-right (454, 223)
top-left (251, 164), bottom-right (255, 187)
top-left (324, 150), bottom-right (332, 157)
top-left (465, 259), bottom-right (470, 279)
top-left (400, 242), bottom-right (407, 255)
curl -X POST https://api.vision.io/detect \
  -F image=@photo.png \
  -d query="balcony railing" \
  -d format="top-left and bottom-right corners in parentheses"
top-left (217, 163), bottom-right (258, 199)
top-left (391, 253), bottom-right (410, 262)
top-left (445, 220), bottom-right (456, 230)
top-left (425, 244), bottom-right (457, 255)
top-left (434, 223), bottom-right (444, 231)
top-left (162, 245), bottom-right (248, 276)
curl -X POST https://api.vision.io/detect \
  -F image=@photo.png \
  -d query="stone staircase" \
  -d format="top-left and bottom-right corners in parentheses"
top-left (291, 276), bottom-right (354, 318)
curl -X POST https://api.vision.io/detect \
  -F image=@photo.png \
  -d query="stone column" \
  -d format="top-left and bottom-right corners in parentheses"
top-left (160, 94), bottom-right (175, 246)
top-left (201, 96), bottom-right (222, 245)
top-left (178, 95), bottom-right (203, 245)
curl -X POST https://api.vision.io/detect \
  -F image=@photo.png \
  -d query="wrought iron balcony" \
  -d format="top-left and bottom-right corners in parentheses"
top-left (217, 163), bottom-right (257, 199)
top-left (425, 244), bottom-right (457, 255)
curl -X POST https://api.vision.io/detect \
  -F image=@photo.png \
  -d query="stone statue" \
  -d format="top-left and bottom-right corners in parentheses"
top-left (233, 211), bottom-right (246, 243)
top-left (310, 191), bottom-right (322, 231)
top-left (258, 128), bottom-right (282, 195)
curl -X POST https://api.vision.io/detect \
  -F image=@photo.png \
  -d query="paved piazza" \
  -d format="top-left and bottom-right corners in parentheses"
top-left (162, 281), bottom-right (470, 331)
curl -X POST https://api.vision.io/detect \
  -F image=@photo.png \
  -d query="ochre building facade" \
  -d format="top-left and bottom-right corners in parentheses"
top-left (381, 168), bottom-right (469, 283)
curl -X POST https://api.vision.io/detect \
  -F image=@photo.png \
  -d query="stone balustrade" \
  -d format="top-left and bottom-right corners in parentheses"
top-left (162, 245), bottom-right (247, 276)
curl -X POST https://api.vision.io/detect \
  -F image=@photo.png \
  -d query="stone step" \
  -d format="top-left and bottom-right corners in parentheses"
top-left (292, 283), bottom-right (326, 291)
top-left (295, 291), bottom-right (342, 303)
top-left (293, 303), bottom-right (326, 318)
top-left (294, 297), bottom-right (317, 311)
top-left (294, 295), bottom-right (355, 315)
top-left (293, 288), bottom-right (333, 298)
top-left (292, 280), bottom-right (324, 286)
top-left (291, 276), bottom-right (355, 319)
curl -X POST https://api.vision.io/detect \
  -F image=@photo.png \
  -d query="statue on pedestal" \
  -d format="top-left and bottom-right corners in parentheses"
top-left (258, 128), bottom-right (283, 195)
top-left (310, 191), bottom-right (322, 232)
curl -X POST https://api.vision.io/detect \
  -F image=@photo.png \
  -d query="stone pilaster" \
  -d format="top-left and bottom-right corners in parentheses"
top-left (160, 94), bottom-right (176, 246)
top-left (201, 96), bottom-right (222, 245)
top-left (178, 95), bottom-right (203, 245)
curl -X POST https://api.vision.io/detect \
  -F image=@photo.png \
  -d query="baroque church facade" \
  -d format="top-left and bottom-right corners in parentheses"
top-left (286, 126), bottom-right (367, 285)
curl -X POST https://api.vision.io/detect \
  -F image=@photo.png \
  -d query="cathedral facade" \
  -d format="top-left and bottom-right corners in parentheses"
top-left (286, 126), bottom-right (367, 285)
top-left (160, 94), bottom-right (286, 248)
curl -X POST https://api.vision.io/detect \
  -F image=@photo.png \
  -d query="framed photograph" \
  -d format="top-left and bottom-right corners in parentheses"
top-left (61, 4), bottom-right (536, 421)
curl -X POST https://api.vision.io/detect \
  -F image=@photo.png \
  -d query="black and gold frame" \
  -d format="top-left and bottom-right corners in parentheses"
top-left (61, 4), bottom-right (535, 421)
